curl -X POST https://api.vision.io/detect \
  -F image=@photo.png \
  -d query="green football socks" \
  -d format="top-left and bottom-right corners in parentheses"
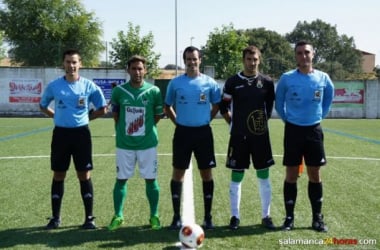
top-left (146, 179), bottom-right (160, 217)
top-left (113, 180), bottom-right (127, 217)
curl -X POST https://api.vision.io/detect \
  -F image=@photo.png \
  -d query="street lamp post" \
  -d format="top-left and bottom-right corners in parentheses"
top-left (190, 37), bottom-right (194, 46)
top-left (179, 50), bottom-right (183, 70)
top-left (105, 41), bottom-right (108, 68)
top-left (174, 0), bottom-right (178, 76)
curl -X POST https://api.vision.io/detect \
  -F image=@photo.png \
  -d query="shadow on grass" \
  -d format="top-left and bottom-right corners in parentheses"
top-left (0, 225), bottom-right (176, 249)
top-left (0, 223), bottom-right (312, 248)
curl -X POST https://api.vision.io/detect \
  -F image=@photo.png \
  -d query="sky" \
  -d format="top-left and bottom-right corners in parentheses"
top-left (82, 0), bottom-right (380, 68)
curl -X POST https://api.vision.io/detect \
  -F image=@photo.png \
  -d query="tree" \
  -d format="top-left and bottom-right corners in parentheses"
top-left (375, 65), bottom-right (380, 79)
top-left (239, 28), bottom-right (294, 79)
top-left (0, 0), bottom-right (104, 66)
top-left (0, 31), bottom-right (6, 61)
top-left (109, 22), bottom-right (161, 79)
top-left (202, 24), bottom-right (248, 79)
top-left (164, 64), bottom-right (182, 70)
top-left (286, 19), bottom-right (362, 80)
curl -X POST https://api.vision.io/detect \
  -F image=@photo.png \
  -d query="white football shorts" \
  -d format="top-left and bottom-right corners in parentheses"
top-left (115, 147), bottom-right (158, 179)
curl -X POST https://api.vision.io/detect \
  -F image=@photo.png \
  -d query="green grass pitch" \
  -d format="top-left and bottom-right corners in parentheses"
top-left (0, 118), bottom-right (379, 249)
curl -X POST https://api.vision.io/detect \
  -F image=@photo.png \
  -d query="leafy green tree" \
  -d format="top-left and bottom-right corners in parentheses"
top-left (202, 24), bottom-right (248, 79)
top-left (375, 66), bottom-right (380, 79)
top-left (0, 0), bottom-right (104, 66)
top-left (109, 22), bottom-right (161, 79)
top-left (286, 19), bottom-right (362, 80)
top-left (0, 31), bottom-right (6, 61)
top-left (239, 28), bottom-right (294, 79)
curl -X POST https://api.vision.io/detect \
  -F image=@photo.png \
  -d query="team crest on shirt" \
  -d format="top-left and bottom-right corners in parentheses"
top-left (142, 97), bottom-right (149, 106)
top-left (247, 110), bottom-right (267, 135)
top-left (256, 79), bottom-right (263, 88)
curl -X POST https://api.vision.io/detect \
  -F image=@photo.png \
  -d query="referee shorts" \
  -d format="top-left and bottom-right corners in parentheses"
top-left (283, 122), bottom-right (326, 167)
top-left (172, 124), bottom-right (217, 170)
top-left (51, 125), bottom-right (93, 172)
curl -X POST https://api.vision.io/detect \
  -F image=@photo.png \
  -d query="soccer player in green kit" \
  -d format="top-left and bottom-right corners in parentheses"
top-left (107, 55), bottom-right (164, 231)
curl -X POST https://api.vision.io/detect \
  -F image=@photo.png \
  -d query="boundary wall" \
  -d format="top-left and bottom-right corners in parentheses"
top-left (0, 67), bottom-right (379, 118)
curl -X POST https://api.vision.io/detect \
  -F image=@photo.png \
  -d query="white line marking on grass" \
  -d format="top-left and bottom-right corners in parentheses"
top-left (326, 156), bottom-right (380, 161)
top-left (0, 153), bottom-right (169, 159)
top-left (1, 153), bottom-right (380, 162)
top-left (0, 155), bottom-right (50, 159)
top-left (182, 160), bottom-right (195, 225)
top-left (277, 155), bottom-right (380, 161)
top-left (177, 160), bottom-right (196, 250)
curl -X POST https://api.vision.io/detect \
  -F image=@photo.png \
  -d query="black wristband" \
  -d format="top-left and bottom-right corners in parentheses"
top-left (89, 109), bottom-right (94, 119)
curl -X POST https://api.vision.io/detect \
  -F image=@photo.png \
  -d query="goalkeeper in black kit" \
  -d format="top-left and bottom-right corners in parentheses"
top-left (219, 45), bottom-right (276, 230)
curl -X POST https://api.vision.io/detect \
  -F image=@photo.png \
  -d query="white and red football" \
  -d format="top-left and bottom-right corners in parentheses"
top-left (179, 223), bottom-right (205, 248)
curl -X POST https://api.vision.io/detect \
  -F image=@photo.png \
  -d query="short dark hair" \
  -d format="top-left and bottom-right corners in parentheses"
top-left (62, 49), bottom-right (81, 61)
top-left (127, 55), bottom-right (146, 68)
top-left (182, 46), bottom-right (201, 61)
top-left (243, 45), bottom-right (261, 58)
top-left (294, 40), bottom-right (313, 52)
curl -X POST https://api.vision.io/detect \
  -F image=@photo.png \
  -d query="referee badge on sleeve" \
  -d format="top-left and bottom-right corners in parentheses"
top-left (199, 93), bottom-right (207, 103)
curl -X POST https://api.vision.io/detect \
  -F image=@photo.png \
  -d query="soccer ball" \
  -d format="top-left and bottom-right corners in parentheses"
top-left (179, 223), bottom-right (205, 248)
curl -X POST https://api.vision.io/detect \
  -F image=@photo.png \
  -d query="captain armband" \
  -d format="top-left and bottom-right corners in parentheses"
top-left (112, 104), bottom-right (120, 113)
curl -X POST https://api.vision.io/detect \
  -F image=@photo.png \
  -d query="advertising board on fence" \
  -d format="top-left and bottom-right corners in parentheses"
top-left (8, 79), bottom-right (42, 103)
top-left (93, 78), bottom-right (125, 100)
